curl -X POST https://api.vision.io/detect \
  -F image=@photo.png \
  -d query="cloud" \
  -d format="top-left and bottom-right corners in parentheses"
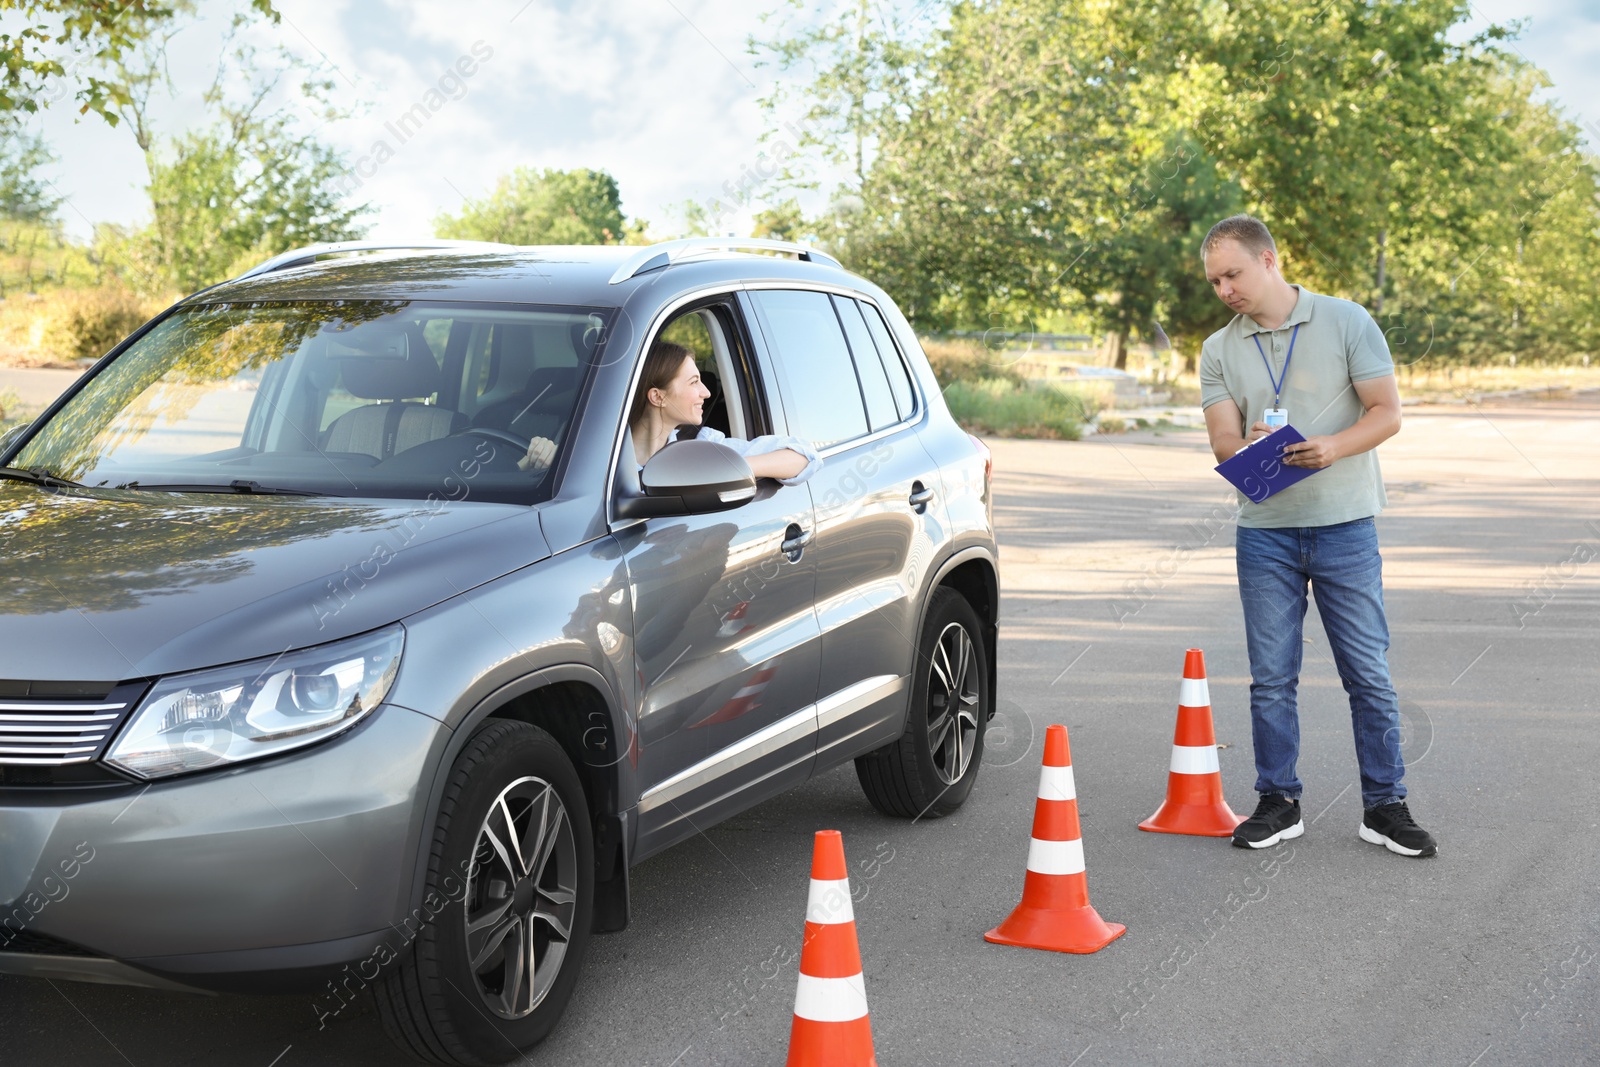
top-left (273, 0), bottom-right (802, 239)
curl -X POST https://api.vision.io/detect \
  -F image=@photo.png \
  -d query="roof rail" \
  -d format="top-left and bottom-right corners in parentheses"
top-left (607, 237), bottom-right (842, 285)
top-left (230, 240), bottom-right (514, 282)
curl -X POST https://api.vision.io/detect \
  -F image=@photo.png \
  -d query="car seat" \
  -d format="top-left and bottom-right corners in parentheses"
top-left (698, 365), bottom-right (730, 436)
top-left (321, 324), bottom-right (465, 460)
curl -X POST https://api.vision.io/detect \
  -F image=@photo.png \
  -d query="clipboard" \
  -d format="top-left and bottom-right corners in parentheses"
top-left (1214, 425), bottom-right (1321, 503)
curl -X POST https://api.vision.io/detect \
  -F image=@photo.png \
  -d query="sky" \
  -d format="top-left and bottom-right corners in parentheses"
top-left (18, 0), bottom-right (1600, 246)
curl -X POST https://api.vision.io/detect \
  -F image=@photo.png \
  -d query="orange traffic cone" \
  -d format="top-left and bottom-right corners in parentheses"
top-left (985, 724), bottom-right (1126, 954)
top-left (786, 830), bottom-right (877, 1067)
top-left (1139, 648), bottom-right (1244, 836)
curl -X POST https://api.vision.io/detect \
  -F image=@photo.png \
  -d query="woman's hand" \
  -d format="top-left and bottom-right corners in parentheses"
top-left (517, 436), bottom-right (557, 471)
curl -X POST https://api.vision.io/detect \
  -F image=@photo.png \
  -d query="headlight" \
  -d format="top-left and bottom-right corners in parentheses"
top-left (106, 626), bottom-right (404, 779)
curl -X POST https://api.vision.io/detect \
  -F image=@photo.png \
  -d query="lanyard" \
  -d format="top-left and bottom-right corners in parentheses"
top-left (1251, 324), bottom-right (1299, 407)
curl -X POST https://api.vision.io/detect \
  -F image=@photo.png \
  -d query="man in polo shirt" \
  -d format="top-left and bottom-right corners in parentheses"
top-left (1198, 214), bottom-right (1436, 858)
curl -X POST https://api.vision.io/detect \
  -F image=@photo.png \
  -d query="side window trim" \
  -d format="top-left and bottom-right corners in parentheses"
top-left (831, 294), bottom-right (900, 431)
top-left (853, 297), bottom-right (919, 422)
top-left (824, 295), bottom-right (874, 428)
top-left (705, 302), bottom-right (773, 438)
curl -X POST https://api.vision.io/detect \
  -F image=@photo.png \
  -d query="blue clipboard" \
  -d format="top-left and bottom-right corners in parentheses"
top-left (1214, 425), bottom-right (1321, 503)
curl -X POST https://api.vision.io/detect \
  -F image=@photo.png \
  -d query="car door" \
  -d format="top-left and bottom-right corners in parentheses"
top-left (745, 288), bottom-right (946, 769)
top-left (618, 297), bottom-right (821, 860)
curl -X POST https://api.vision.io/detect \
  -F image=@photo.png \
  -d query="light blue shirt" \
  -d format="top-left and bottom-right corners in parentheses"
top-left (1200, 285), bottom-right (1393, 528)
top-left (659, 426), bottom-right (822, 486)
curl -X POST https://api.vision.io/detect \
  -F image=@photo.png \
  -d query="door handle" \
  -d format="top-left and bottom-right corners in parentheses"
top-left (780, 523), bottom-right (812, 561)
top-left (908, 482), bottom-right (935, 513)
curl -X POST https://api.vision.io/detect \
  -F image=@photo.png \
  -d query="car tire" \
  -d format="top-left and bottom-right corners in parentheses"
top-left (376, 719), bottom-right (594, 1066)
top-left (855, 587), bottom-right (989, 819)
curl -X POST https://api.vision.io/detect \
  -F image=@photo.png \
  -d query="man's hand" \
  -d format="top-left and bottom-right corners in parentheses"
top-left (1283, 435), bottom-right (1340, 468)
top-left (1248, 421), bottom-right (1275, 443)
top-left (517, 436), bottom-right (557, 471)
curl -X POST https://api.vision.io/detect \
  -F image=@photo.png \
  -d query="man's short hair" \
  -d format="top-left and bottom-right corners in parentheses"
top-left (1202, 215), bottom-right (1276, 260)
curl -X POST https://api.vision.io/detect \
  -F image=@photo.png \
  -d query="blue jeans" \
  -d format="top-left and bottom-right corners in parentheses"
top-left (1235, 517), bottom-right (1406, 810)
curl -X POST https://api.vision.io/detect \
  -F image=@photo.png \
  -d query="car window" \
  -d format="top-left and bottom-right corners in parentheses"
top-left (832, 296), bottom-right (899, 432)
top-left (630, 304), bottom-right (757, 449)
top-left (13, 300), bottom-right (610, 504)
top-left (749, 289), bottom-right (868, 450)
top-left (857, 300), bottom-right (916, 420)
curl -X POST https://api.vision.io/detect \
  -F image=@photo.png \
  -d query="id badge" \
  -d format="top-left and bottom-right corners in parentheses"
top-left (1263, 407), bottom-right (1289, 430)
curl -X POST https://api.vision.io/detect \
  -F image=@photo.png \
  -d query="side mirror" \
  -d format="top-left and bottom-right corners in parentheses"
top-left (615, 439), bottom-right (757, 519)
top-left (0, 421), bottom-right (30, 461)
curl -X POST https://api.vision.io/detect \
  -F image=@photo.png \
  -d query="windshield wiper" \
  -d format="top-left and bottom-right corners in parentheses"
top-left (0, 466), bottom-right (86, 489)
top-left (116, 479), bottom-right (324, 497)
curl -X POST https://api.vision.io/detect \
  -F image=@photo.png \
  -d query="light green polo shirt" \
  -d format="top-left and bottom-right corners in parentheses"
top-left (1199, 285), bottom-right (1394, 529)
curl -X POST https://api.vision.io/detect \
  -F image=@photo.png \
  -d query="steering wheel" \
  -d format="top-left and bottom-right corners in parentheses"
top-left (458, 426), bottom-right (530, 451)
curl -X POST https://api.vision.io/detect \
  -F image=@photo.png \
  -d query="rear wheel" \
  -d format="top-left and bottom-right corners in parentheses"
top-left (377, 719), bottom-right (593, 1065)
top-left (855, 587), bottom-right (990, 818)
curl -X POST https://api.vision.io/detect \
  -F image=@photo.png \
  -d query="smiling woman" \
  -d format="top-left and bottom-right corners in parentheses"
top-left (9, 299), bottom-right (612, 504)
top-left (625, 337), bottom-right (819, 485)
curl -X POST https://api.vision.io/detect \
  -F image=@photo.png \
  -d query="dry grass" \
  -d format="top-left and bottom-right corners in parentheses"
top-left (0, 288), bottom-right (161, 368)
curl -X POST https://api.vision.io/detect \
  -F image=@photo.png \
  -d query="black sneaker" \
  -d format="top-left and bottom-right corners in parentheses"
top-left (1231, 794), bottom-right (1304, 849)
top-left (1359, 801), bottom-right (1437, 857)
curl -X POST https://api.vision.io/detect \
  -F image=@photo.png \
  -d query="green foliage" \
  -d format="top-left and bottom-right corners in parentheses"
top-left (942, 377), bottom-right (1098, 440)
top-left (0, 0), bottom-right (276, 122)
top-left (0, 218), bottom-right (104, 295)
top-left (140, 122), bottom-right (366, 294)
top-left (752, 199), bottom-right (806, 241)
top-left (761, 0), bottom-right (1600, 364)
top-left (0, 122), bottom-right (61, 222)
top-left (89, 11), bottom-right (369, 296)
top-left (435, 167), bottom-right (628, 245)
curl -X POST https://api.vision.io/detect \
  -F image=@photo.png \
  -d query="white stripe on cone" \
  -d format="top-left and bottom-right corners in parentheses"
top-left (1036, 764), bottom-right (1076, 802)
top-left (805, 878), bottom-right (855, 925)
top-left (793, 972), bottom-right (870, 1022)
top-left (1169, 744), bottom-right (1221, 775)
top-left (1179, 677), bottom-right (1210, 707)
top-left (1026, 836), bottom-right (1086, 876)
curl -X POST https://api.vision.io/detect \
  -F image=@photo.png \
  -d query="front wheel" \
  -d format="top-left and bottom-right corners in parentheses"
top-left (855, 587), bottom-right (990, 818)
top-left (377, 719), bottom-right (594, 1065)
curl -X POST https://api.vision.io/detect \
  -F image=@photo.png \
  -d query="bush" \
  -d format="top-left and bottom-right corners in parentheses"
top-left (919, 337), bottom-right (1026, 388)
top-left (0, 288), bottom-right (160, 367)
top-left (943, 378), bottom-right (1101, 440)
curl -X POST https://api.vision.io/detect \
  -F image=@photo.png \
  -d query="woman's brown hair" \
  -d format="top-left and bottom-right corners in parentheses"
top-left (628, 339), bottom-right (697, 431)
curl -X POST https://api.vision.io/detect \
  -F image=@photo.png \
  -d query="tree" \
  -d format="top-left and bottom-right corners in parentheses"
top-left (0, 0), bottom-right (275, 122)
top-left (434, 167), bottom-right (628, 245)
top-left (99, 9), bottom-right (368, 294)
top-left (761, 0), bottom-right (1599, 365)
top-left (0, 120), bottom-right (61, 222)
top-left (752, 199), bottom-right (805, 241)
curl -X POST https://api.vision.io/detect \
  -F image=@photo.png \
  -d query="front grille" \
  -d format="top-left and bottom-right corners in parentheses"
top-left (0, 681), bottom-right (146, 768)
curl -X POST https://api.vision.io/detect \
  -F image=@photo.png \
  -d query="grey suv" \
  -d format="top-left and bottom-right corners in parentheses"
top-left (0, 238), bottom-right (998, 1064)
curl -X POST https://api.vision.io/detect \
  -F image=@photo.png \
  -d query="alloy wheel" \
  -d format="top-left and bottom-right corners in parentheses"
top-left (927, 622), bottom-right (981, 785)
top-left (464, 775), bottom-right (578, 1019)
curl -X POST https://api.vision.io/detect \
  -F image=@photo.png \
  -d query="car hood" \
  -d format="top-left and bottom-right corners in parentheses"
top-left (0, 485), bottom-right (551, 680)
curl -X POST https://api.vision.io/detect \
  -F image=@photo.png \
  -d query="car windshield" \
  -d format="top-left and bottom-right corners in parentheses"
top-left (11, 299), bottom-right (610, 504)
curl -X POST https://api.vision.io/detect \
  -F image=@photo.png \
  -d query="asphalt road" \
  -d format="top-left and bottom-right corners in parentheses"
top-left (0, 367), bottom-right (80, 413)
top-left (3, 395), bottom-right (1597, 1067)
